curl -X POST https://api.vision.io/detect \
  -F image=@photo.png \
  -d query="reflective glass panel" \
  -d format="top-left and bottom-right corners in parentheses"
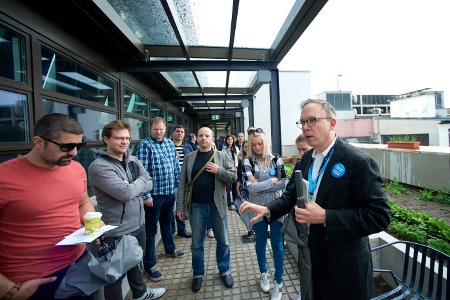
top-left (167, 110), bottom-right (175, 125)
top-left (177, 115), bottom-right (183, 126)
top-left (124, 117), bottom-right (150, 141)
top-left (151, 102), bottom-right (165, 119)
top-left (0, 90), bottom-right (29, 142)
top-left (0, 24), bottom-right (26, 83)
top-left (107, 0), bottom-right (179, 45)
top-left (124, 88), bottom-right (149, 117)
top-left (43, 99), bottom-right (117, 142)
top-left (41, 48), bottom-right (117, 107)
top-left (73, 147), bottom-right (98, 186)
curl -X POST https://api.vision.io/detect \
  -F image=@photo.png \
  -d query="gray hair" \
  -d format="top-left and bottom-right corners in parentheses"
top-left (300, 99), bottom-right (336, 119)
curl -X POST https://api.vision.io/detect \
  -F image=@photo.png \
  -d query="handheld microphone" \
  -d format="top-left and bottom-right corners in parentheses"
top-left (294, 170), bottom-right (304, 208)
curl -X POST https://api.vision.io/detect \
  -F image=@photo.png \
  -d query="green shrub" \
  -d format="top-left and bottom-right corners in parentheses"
top-left (383, 177), bottom-right (406, 195)
top-left (388, 135), bottom-right (417, 142)
top-left (436, 187), bottom-right (450, 205)
top-left (427, 238), bottom-right (450, 254)
top-left (415, 186), bottom-right (434, 201)
top-left (388, 199), bottom-right (450, 255)
top-left (284, 162), bottom-right (294, 179)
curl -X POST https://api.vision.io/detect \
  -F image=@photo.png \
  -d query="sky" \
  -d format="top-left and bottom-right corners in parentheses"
top-left (278, 0), bottom-right (450, 107)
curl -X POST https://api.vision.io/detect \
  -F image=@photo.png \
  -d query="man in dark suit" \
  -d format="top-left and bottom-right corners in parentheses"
top-left (240, 99), bottom-right (391, 300)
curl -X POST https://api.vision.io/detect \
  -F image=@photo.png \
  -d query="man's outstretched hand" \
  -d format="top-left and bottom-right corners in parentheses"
top-left (238, 202), bottom-right (269, 224)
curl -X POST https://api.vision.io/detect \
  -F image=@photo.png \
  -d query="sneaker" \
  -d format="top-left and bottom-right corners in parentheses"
top-left (144, 266), bottom-right (163, 282)
top-left (133, 287), bottom-right (166, 300)
top-left (229, 204), bottom-right (236, 211)
top-left (166, 248), bottom-right (186, 258)
top-left (260, 272), bottom-right (270, 293)
top-left (271, 282), bottom-right (282, 300)
top-left (294, 293), bottom-right (302, 300)
top-left (207, 228), bottom-right (214, 238)
top-left (246, 230), bottom-right (254, 238)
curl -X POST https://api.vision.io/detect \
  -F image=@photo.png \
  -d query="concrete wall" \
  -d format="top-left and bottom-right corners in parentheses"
top-left (354, 144), bottom-right (450, 191)
top-left (335, 118), bottom-right (373, 138)
top-left (391, 94), bottom-right (436, 118)
top-left (376, 118), bottom-right (443, 146)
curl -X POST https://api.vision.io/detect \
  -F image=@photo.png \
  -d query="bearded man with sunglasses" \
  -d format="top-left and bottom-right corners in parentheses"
top-left (0, 113), bottom-right (102, 300)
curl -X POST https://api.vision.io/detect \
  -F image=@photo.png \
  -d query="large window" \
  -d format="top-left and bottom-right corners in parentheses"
top-left (124, 117), bottom-right (150, 141)
top-left (326, 93), bottom-right (351, 110)
top-left (0, 24), bottom-right (26, 83)
top-left (151, 102), bottom-right (165, 119)
top-left (0, 89), bottom-right (29, 142)
top-left (124, 88), bottom-right (149, 117)
top-left (41, 48), bottom-right (117, 107)
top-left (43, 99), bottom-right (116, 141)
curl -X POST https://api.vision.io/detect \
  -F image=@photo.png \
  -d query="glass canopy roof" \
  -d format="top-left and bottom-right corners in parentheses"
top-left (95, 0), bottom-right (328, 118)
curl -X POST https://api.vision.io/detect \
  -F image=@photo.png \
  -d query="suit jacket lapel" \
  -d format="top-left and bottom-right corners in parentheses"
top-left (315, 140), bottom-right (344, 206)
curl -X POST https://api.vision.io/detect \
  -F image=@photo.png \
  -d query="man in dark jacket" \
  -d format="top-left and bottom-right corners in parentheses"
top-left (188, 133), bottom-right (198, 150)
top-left (240, 99), bottom-right (391, 300)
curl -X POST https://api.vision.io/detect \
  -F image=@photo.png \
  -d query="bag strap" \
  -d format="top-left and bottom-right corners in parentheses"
top-left (191, 148), bottom-right (216, 186)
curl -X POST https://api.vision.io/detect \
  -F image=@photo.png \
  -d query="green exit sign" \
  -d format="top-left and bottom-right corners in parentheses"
top-left (211, 115), bottom-right (220, 120)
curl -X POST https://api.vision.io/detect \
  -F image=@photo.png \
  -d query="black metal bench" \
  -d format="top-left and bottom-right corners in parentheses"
top-left (371, 240), bottom-right (449, 300)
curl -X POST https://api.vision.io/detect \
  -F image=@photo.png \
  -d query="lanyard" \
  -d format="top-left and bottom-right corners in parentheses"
top-left (307, 138), bottom-right (338, 196)
top-left (307, 153), bottom-right (332, 195)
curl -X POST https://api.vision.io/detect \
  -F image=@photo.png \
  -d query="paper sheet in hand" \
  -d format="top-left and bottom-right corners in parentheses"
top-left (56, 225), bottom-right (118, 245)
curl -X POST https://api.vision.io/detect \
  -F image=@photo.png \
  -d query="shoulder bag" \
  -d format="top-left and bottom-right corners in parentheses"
top-left (184, 148), bottom-right (216, 217)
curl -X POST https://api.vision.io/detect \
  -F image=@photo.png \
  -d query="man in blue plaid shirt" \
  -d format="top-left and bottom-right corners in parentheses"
top-left (136, 117), bottom-right (185, 282)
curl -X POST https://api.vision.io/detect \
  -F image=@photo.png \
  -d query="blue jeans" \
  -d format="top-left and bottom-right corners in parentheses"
top-left (144, 194), bottom-right (177, 268)
top-left (253, 220), bottom-right (284, 284)
top-left (189, 203), bottom-right (230, 278)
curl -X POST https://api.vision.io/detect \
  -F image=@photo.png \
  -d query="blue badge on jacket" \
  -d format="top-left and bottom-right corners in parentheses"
top-left (331, 163), bottom-right (345, 178)
top-left (269, 168), bottom-right (276, 177)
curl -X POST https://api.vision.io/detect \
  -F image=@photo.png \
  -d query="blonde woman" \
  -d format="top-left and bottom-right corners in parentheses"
top-left (243, 129), bottom-right (287, 300)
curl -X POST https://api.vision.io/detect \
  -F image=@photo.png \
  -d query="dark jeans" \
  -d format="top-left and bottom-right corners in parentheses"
top-left (28, 251), bottom-right (100, 300)
top-left (102, 225), bottom-right (147, 300)
top-left (144, 194), bottom-right (176, 268)
top-left (172, 187), bottom-right (187, 234)
top-left (227, 183), bottom-right (238, 207)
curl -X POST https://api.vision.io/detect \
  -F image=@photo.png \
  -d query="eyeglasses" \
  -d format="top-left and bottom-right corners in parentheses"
top-left (110, 136), bottom-right (132, 142)
top-left (296, 117), bottom-right (331, 129)
top-left (248, 128), bottom-right (264, 135)
top-left (39, 136), bottom-right (86, 152)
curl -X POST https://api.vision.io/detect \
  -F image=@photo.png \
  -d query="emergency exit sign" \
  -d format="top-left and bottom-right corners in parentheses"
top-left (211, 115), bottom-right (220, 120)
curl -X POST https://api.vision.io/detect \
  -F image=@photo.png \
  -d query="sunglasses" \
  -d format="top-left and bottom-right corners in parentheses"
top-left (39, 136), bottom-right (86, 152)
top-left (248, 128), bottom-right (264, 135)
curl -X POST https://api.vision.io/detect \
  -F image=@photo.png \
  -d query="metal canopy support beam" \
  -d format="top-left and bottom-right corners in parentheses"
top-left (167, 95), bottom-right (253, 102)
top-left (143, 45), bottom-right (270, 60)
top-left (248, 98), bottom-right (254, 129)
top-left (270, 69), bottom-right (282, 156)
top-left (118, 60), bottom-right (278, 72)
top-left (184, 108), bottom-right (243, 114)
top-left (270, 0), bottom-right (328, 62)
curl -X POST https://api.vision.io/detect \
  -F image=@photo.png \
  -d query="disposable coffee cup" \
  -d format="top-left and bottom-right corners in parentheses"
top-left (84, 212), bottom-right (102, 235)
